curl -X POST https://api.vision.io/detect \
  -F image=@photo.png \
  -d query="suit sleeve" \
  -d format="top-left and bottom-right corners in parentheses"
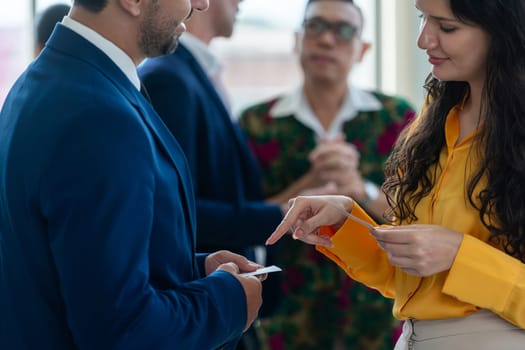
top-left (39, 105), bottom-right (246, 350)
top-left (195, 200), bottom-right (283, 249)
top-left (141, 67), bottom-right (283, 249)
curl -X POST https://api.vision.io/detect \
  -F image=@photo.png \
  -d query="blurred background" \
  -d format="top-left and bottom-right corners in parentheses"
top-left (0, 0), bottom-right (430, 115)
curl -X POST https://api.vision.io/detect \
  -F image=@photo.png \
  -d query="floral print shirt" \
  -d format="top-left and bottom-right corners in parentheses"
top-left (239, 88), bottom-right (416, 350)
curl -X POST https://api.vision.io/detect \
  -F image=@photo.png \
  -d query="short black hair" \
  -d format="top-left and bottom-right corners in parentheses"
top-left (304, 0), bottom-right (363, 32)
top-left (73, 0), bottom-right (108, 13)
top-left (35, 3), bottom-right (71, 46)
top-left (307, 0), bottom-right (354, 4)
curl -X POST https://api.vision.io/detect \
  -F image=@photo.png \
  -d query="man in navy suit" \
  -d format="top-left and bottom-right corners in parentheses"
top-left (0, 0), bottom-right (264, 349)
top-left (138, 0), bottom-right (285, 258)
top-left (138, 5), bottom-right (286, 346)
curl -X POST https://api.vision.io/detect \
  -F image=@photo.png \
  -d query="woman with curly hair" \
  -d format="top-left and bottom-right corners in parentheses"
top-left (266, 0), bottom-right (525, 348)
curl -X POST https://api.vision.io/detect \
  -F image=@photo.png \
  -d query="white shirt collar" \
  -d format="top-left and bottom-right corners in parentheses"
top-left (61, 16), bottom-right (141, 90)
top-left (269, 84), bottom-right (382, 140)
top-left (180, 33), bottom-right (223, 78)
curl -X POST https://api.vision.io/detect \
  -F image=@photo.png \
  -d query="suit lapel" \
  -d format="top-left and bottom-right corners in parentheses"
top-left (130, 88), bottom-right (197, 234)
top-left (133, 91), bottom-right (197, 219)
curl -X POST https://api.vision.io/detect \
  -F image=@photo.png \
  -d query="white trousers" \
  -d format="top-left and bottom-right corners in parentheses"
top-left (393, 310), bottom-right (525, 350)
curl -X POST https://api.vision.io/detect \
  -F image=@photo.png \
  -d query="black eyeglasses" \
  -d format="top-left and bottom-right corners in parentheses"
top-left (303, 18), bottom-right (358, 44)
top-left (186, 8), bottom-right (194, 21)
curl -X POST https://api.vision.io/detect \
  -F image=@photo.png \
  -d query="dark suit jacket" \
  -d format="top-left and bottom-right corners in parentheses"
top-left (138, 45), bottom-right (283, 254)
top-left (0, 24), bottom-right (245, 350)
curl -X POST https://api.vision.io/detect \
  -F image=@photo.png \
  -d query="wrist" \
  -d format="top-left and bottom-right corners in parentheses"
top-left (361, 181), bottom-right (380, 208)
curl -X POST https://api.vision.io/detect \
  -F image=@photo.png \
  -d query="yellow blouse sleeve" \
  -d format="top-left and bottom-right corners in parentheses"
top-left (316, 203), bottom-right (397, 298)
top-left (443, 234), bottom-right (525, 328)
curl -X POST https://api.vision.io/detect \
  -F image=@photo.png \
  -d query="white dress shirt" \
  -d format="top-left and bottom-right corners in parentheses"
top-left (180, 33), bottom-right (231, 111)
top-left (62, 16), bottom-right (141, 91)
top-left (269, 85), bottom-right (382, 142)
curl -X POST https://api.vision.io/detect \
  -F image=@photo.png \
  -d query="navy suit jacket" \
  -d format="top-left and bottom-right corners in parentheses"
top-left (0, 25), bottom-right (245, 349)
top-left (138, 45), bottom-right (282, 254)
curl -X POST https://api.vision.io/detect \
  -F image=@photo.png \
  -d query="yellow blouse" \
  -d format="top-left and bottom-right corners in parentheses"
top-left (317, 105), bottom-right (525, 328)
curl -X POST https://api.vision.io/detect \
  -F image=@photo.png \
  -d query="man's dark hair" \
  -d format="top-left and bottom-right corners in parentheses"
top-left (304, 0), bottom-right (363, 32)
top-left (307, 0), bottom-right (354, 4)
top-left (73, 0), bottom-right (108, 12)
top-left (35, 4), bottom-right (71, 47)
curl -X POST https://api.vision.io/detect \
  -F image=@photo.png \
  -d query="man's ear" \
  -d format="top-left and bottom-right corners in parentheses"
top-left (293, 31), bottom-right (302, 54)
top-left (119, 0), bottom-right (142, 17)
top-left (356, 41), bottom-right (371, 63)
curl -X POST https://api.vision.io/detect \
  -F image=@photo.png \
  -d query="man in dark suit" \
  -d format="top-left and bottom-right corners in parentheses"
top-left (0, 1), bottom-right (263, 349)
top-left (138, 2), bottom-right (285, 348)
top-left (138, 0), bottom-right (285, 258)
top-left (138, 0), bottom-right (286, 332)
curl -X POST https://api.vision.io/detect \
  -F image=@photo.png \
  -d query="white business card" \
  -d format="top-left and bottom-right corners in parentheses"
top-left (240, 265), bottom-right (282, 277)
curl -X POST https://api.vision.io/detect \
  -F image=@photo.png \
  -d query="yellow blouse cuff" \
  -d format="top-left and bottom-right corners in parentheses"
top-left (316, 203), bottom-right (379, 271)
top-left (443, 234), bottom-right (521, 312)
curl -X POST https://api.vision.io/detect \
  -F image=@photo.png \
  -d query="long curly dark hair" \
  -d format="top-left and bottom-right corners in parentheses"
top-left (383, 0), bottom-right (525, 262)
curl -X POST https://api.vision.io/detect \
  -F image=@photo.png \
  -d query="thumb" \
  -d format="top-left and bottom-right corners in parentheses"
top-left (294, 206), bottom-right (335, 238)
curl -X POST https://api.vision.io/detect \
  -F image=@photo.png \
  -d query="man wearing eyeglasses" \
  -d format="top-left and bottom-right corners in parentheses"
top-left (239, 0), bottom-right (416, 349)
